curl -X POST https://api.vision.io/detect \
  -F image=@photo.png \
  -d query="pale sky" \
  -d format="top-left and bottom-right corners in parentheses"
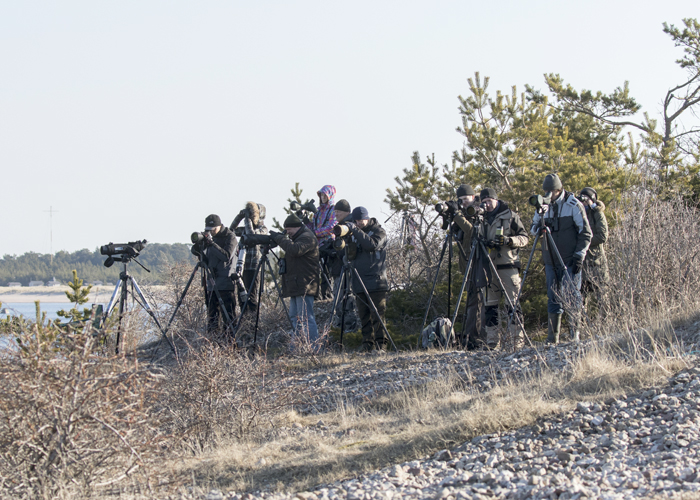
top-left (0, 1), bottom-right (696, 256)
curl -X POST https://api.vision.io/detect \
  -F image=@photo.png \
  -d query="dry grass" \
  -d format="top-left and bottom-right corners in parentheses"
top-left (171, 344), bottom-right (686, 495)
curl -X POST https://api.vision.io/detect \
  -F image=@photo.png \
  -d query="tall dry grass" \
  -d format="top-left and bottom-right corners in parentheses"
top-left (584, 194), bottom-right (700, 352)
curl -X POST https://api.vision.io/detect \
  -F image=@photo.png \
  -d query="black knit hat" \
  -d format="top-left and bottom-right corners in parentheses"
top-left (335, 199), bottom-right (351, 212)
top-left (579, 187), bottom-right (597, 200)
top-left (283, 213), bottom-right (303, 228)
top-left (479, 188), bottom-right (498, 201)
top-left (351, 206), bottom-right (369, 221)
top-left (205, 214), bottom-right (222, 230)
top-left (543, 173), bottom-right (563, 191)
top-left (456, 184), bottom-right (476, 197)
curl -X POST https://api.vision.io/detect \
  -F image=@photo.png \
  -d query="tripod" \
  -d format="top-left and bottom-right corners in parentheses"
top-left (328, 245), bottom-right (398, 352)
top-left (419, 218), bottom-right (468, 345)
top-left (450, 217), bottom-right (531, 351)
top-left (148, 254), bottom-right (245, 361)
top-left (100, 256), bottom-right (176, 355)
top-left (231, 243), bottom-right (293, 349)
top-left (513, 207), bottom-right (581, 341)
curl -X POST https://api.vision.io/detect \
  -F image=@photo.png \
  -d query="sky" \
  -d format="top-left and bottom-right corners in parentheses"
top-left (0, 1), bottom-right (697, 256)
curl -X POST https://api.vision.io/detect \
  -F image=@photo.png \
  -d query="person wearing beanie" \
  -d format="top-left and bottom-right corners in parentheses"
top-left (269, 214), bottom-right (321, 349)
top-left (308, 185), bottom-right (338, 301)
top-left (452, 184), bottom-right (485, 349)
top-left (578, 187), bottom-right (609, 308)
top-left (229, 202), bottom-right (269, 315)
top-left (191, 213), bottom-right (238, 337)
top-left (343, 206), bottom-right (389, 352)
top-left (329, 199), bottom-right (360, 331)
top-left (478, 188), bottom-right (529, 350)
top-left (531, 174), bottom-right (592, 344)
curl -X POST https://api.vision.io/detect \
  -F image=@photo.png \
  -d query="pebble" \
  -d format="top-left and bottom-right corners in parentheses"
top-left (194, 340), bottom-right (700, 499)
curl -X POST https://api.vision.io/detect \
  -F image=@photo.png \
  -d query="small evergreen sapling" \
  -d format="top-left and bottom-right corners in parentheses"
top-left (57, 270), bottom-right (93, 323)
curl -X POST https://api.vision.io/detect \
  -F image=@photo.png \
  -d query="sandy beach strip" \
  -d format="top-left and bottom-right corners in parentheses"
top-left (0, 286), bottom-right (117, 303)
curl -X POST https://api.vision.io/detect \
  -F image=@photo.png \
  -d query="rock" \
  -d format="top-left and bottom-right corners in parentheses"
top-left (434, 449), bottom-right (452, 461)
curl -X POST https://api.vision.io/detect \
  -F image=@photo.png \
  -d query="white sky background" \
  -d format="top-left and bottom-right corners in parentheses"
top-left (0, 1), bottom-right (696, 256)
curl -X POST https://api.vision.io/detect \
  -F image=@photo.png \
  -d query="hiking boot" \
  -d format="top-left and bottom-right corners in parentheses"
top-left (547, 313), bottom-right (562, 344)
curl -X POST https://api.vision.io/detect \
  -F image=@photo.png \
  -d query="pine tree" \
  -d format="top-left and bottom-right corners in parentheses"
top-left (57, 270), bottom-right (93, 323)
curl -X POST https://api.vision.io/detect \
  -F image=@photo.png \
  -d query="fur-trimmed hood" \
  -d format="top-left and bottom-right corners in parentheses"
top-left (245, 201), bottom-right (266, 227)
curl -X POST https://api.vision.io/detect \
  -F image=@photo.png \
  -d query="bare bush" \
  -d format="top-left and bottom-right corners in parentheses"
top-left (587, 193), bottom-right (700, 347)
top-left (157, 342), bottom-right (299, 454)
top-left (0, 321), bottom-right (170, 499)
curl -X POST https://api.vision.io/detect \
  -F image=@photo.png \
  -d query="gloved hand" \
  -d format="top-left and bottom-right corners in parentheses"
top-left (494, 234), bottom-right (512, 247)
top-left (344, 221), bottom-right (357, 231)
top-left (445, 200), bottom-right (459, 213)
top-left (485, 240), bottom-right (498, 249)
top-left (239, 208), bottom-right (248, 218)
top-left (269, 230), bottom-right (283, 243)
top-left (569, 255), bottom-right (584, 275)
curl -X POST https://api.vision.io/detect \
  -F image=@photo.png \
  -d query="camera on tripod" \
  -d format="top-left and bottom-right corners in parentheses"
top-left (332, 223), bottom-right (353, 250)
top-left (435, 200), bottom-right (460, 230)
top-left (239, 233), bottom-right (278, 249)
top-left (465, 203), bottom-right (487, 219)
top-left (190, 231), bottom-right (212, 245)
top-left (528, 193), bottom-right (552, 211)
top-left (290, 200), bottom-right (317, 214)
top-left (100, 240), bottom-right (147, 267)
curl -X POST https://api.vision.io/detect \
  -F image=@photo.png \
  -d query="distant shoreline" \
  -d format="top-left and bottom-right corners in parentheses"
top-left (0, 285), bottom-right (117, 304)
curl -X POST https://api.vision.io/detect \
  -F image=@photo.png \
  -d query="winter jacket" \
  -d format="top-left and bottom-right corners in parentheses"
top-left (453, 211), bottom-right (475, 274)
top-left (274, 226), bottom-right (320, 298)
top-left (481, 201), bottom-right (529, 269)
top-left (531, 190), bottom-right (592, 267)
top-left (308, 185), bottom-right (337, 247)
top-left (230, 202), bottom-right (268, 271)
top-left (348, 218), bottom-right (388, 293)
top-left (329, 212), bottom-right (353, 278)
top-left (583, 201), bottom-right (609, 283)
top-left (191, 227), bottom-right (237, 291)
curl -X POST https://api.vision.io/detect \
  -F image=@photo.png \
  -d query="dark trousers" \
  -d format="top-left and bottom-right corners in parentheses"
top-left (461, 283), bottom-right (484, 349)
top-left (356, 291), bottom-right (387, 346)
top-left (242, 269), bottom-right (260, 312)
top-left (207, 289), bottom-right (237, 335)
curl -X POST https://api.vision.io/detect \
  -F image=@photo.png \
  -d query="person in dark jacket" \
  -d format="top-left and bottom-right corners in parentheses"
top-left (452, 184), bottom-right (485, 350)
top-left (191, 214), bottom-right (238, 335)
top-left (578, 187), bottom-right (609, 307)
top-left (531, 174), bottom-right (592, 343)
top-left (229, 201), bottom-right (268, 313)
top-left (329, 199), bottom-right (359, 331)
top-left (344, 206), bottom-right (388, 352)
top-left (478, 188), bottom-right (529, 350)
top-left (270, 214), bottom-right (320, 346)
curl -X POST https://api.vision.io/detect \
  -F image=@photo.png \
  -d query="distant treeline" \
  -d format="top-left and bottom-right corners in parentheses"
top-left (0, 243), bottom-right (196, 285)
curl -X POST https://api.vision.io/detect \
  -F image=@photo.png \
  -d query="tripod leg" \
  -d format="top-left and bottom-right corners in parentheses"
top-left (351, 266), bottom-right (397, 352)
top-left (128, 276), bottom-right (177, 355)
top-left (232, 255), bottom-right (265, 341)
top-left (162, 262), bottom-right (201, 337)
top-left (449, 239), bottom-right (479, 347)
top-left (116, 275), bottom-right (128, 354)
top-left (418, 232), bottom-right (450, 346)
top-left (264, 257), bottom-right (294, 330)
top-left (252, 258), bottom-right (266, 348)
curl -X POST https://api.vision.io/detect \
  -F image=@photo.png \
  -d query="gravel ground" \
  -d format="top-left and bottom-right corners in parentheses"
top-left (190, 335), bottom-right (700, 500)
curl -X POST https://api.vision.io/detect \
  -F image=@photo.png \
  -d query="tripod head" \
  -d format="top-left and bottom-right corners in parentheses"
top-left (101, 240), bottom-right (151, 272)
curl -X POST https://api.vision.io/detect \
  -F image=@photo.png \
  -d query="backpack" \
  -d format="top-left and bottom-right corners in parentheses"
top-left (421, 317), bottom-right (455, 349)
